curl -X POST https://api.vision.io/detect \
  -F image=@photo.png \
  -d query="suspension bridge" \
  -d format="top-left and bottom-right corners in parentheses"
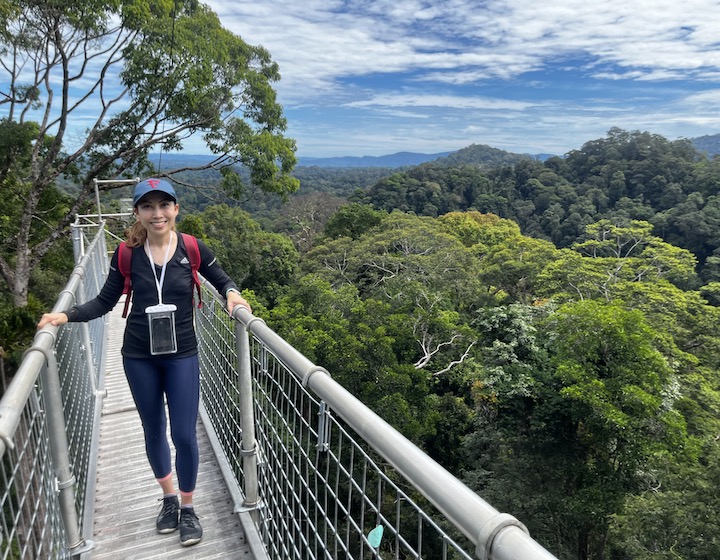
top-left (0, 216), bottom-right (558, 560)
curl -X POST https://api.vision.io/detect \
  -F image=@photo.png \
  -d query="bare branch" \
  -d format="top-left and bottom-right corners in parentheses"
top-left (431, 341), bottom-right (476, 377)
top-left (414, 333), bottom-right (462, 370)
top-left (1, 2), bottom-right (298, 306)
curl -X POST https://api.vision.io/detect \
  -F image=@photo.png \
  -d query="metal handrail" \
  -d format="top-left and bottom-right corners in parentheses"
top-left (0, 224), bottom-right (108, 558)
top-left (191, 277), bottom-right (560, 559)
top-left (227, 304), bottom-right (558, 560)
top-left (0, 227), bottom-right (105, 459)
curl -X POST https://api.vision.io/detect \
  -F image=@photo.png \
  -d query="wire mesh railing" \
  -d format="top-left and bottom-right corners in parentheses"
top-left (0, 224), bottom-right (107, 559)
top-left (196, 281), bottom-right (558, 560)
top-left (0, 381), bottom-right (63, 560)
top-left (249, 348), bottom-right (476, 560)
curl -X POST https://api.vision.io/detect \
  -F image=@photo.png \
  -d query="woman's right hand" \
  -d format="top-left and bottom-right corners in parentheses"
top-left (37, 313), bottom-right (69, 329)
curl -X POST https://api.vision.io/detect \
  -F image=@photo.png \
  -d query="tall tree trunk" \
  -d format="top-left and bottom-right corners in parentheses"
top-left (591, 528), bottom-right (608, 560)
top-left (578, 528), bottom-right (589, 560)
top-left (11, 251), bottom-right (30, 308)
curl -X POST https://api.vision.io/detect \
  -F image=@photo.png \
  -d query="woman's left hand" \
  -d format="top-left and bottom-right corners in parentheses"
top-left (226, 291), bottom-right (252, 315)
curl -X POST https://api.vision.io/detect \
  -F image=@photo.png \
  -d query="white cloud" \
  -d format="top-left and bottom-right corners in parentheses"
top-left (682, 89), bottom-right (720, 106)
top-left (206, 0), bottom-right (720, 94)
top-left (346, 93), bottom-right (537, 111)
top-left (10, 0), bottom-right (720, 157)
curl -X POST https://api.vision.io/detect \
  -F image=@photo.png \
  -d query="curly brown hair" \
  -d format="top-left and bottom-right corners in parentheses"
top-left (124, 220), bottom-right (147, 249)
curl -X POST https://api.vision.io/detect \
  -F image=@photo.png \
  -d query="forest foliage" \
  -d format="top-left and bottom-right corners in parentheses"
top-left (256, 128), bottom-right (719, 560)
top-left (3, 2), bottom-right (717, 559)
top-left (5, 126), bottom-right (720, 559)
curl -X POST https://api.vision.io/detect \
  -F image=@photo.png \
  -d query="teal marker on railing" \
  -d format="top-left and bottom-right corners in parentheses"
top-left (368, 525), bottom-right (384, 548)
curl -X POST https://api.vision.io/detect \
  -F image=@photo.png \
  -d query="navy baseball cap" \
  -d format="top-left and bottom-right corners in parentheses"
top-left (132, 178), bottom-right (177, 206)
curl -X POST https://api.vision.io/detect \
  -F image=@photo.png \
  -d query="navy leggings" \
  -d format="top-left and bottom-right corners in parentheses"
top-left (122, 355), bottom-right (200, 493)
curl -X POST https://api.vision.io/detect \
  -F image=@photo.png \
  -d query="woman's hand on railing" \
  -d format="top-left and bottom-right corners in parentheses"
top-left (37, 312), bottom-right (69, 329)
top-left (225, 291), bottom-right (252, 316)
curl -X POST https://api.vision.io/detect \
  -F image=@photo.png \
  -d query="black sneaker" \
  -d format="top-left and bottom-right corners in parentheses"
top-left (179, 507), bottom-right (203, 546)
top-left (156, 495), bottom-right (179, 533)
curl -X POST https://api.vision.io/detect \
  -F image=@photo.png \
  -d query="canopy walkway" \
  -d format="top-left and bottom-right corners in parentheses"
top-left (0, 218), bottom-right (558, 560)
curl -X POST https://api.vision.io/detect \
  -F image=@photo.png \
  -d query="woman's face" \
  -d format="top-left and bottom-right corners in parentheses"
top-left (134, 192), bottom-right (179, 236)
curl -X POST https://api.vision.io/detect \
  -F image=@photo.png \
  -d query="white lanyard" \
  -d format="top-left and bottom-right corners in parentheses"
top-left (145, 231), bottom-right (174, 305)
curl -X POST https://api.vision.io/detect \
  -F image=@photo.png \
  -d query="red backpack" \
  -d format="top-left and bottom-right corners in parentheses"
top-left (117, 233), bottom-right (202, 318)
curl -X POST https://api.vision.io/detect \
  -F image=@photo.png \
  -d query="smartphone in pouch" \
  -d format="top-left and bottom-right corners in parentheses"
top-left (145, 304), bottom-right (178, 355)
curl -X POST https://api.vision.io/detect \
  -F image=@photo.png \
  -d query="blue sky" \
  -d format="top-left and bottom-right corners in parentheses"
top-left (200, 0), bottom-right (720, 158)
top-left (5, 1), bottom-right (720, 160)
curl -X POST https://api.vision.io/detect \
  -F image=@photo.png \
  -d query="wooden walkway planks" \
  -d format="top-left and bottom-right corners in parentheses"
top-left (88, 302), bottom-right (255, 560)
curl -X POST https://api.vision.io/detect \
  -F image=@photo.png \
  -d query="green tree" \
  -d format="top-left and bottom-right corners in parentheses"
top-left (608, 440), bottom-right (720, 559)
top-left (322, 203), bottom-right (385, 240)
top-left (438, 210), bottom-right (521, 249)
top-left (179, 204), bottom-right (298, 305)
top-left (465, 301), bottom-right (688, 560)
top-left (271, 192), bottom-right (346, 252)
top-left (538, 219), bottom-right (698, 302)
top-left (267, 276), bottom-right (441, 443)
top-left (478, 235), bottom-right (559, 303)
top-left (546, 302), bottom-right (687, 559)
top-left (1, 0), bottom-right (298, 307)
top-left (304, 212), bottom-right (486, 376)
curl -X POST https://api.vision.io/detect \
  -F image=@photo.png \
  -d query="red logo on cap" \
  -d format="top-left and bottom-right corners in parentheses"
top-left (146, 179), bottom-right (161, 189)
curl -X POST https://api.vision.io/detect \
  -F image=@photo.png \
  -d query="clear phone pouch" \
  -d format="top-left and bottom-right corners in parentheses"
top-left (145, 303), bottom-right (178, 355)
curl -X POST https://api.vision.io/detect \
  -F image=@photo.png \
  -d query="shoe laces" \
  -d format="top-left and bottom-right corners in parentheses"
top-left (158, 496), bottom-right (178, 516)
top-left (180, 508), bottom-right (200, 528)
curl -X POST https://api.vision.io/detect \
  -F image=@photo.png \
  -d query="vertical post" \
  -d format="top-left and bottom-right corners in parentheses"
top-left (235, 321), bottom-right (260, 523)
top-left (71, 222), bottom-right (84, 263)
top-left (316, 401), bottom-right (331, 462)
top-left (39, 349), bottom-right (85, 554)
top-left (76, 277), bottom-right (99, 395)
top-left (93, 178), bottom-right (102, 224)
top-left (97, 219), bottom-right (109, 277)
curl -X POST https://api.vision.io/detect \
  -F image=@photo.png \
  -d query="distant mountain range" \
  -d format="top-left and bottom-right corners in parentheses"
top-left (148, 151), bottom-right (456, 169)
top-left (148, 134), bottom-right (720, 171)
top-left (298, 147), bottom-right (557, 167)
top-left (297, 151), bottom-right (453, 168)
top-left (150, 148), bottom-right (549, 171)
top-left (690, 134), bottom-right (720, 156)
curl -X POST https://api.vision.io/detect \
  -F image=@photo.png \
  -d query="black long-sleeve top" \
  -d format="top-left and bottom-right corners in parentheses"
top-left (66, 234), bottom-right (238, 359)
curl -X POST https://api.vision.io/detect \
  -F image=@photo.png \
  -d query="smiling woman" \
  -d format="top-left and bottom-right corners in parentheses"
top-left (37, 178), bottom-right (252, 547)
top-left (132, 189), bottom-right (180, 251)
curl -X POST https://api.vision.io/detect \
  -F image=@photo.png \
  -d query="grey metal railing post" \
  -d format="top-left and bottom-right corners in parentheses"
top-left (72, 222), bottom-right (85, 263)
top-left (75, 277), bottom-right (99, 395)
top-left (316, 400), bottom-right (331, 461)
top-left (235, 320), bottom-right (260, 521)
top-left (37, 343), bottom-right (87, 555)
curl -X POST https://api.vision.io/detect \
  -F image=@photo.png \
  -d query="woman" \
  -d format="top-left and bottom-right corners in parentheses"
top-left (38, 178), bottom-right (251, 547)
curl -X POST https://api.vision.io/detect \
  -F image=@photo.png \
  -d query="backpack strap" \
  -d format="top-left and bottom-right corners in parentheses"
top-left (117, 241), bottom-right (133, 318)
top-left (117, 234), bottom-right (202, 318)
top-left (180, 233), bottom-right (203, 309)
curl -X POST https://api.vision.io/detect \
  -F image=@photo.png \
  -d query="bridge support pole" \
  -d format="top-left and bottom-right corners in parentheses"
top-left (39, 348), bottom-right (88, 556)
top-left (235, 321), bottom-right (260, 524)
